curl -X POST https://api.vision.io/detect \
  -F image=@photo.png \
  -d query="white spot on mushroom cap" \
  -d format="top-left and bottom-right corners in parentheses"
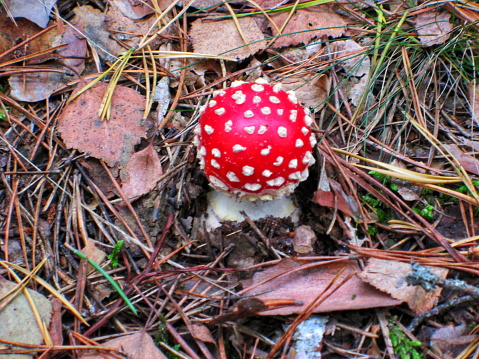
top-left (261, 107), bottom-right (271, 115)
top-left (231, 81), bottom-right (245, 87)
top-left (244, 183), bottom-right (262, 191)
top-left (258, 125), bottom-right (267, 134)
top-left (251, 84), bottom-right (264, 92)
top-left (273, 83), bottom-right (282, 92)
top-left (273, 156), bottom-right (283, 166)
top-left (227, 171), bottom-right (240, 182)
top-left (269, 96), bottom-right (280, 104)
top-left (233, 144), bottom-right (247, 152)
top-left (209, 175), bottom-right (229, 191)
top-left (232, 91), bottom-right (246, 104)
top-left (244, 110), bottom-right (254, 118)
top-left (277, 126), bottom-right (287, 138)
top-left (209, 100), bottom-right (217, 107)
top-left (242, 166), bottom-right (255, 176)
top-left (199, 146), bottom-right (206, 156)
top-left (289, 159), bottom-right (298, 168)
top-left (261, 146), bottom-right (272, 155)
top-left (244, 126), bottom-right (255, 134)
top-left (255, 78), bottom-right (268, 84)
top-left (215, 107), bottom-right (225, 115)
top-left (288, 170), bottom-right (309, 181)
top-left (277, 109), bottom-right (284, 115)
top-left (288, 171), bottom-right (302, 180)
top-left (310, 134), bottom-right (317, 147)
top-left (211, 159), bottom-right (220, 169)
top-left (253, 96), bottom-right (262, 103)
top-left (262, 170), bottom-right (272, 177)
top-left (305, 115), bottom-right (313, 126)
top-left (289, 110), bottom-right (297, 122)
top-left (300, 169), bottom-right (309, 181)
top-left (212, 148), bottom-right (221, 157)
top-left (301, 127), bottom-right (309, 136)
top-left (266, 177), bottom-right (285, 186)
top-left (295, 139), bottom-right (304, 148)
top-left (213, 90), bottom-right (226, 98)
top-left (225, 120), bottom-right (233, 132)
top-left (204, 125), bottom-right (214, 134)
top-left (287, 91), bottom-right (298, 104)
top-left (303, 151), bottom-right (313, 164)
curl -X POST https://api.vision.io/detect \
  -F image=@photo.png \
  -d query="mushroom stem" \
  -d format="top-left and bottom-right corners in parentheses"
top-left (206, 190), bottom-right (299, 230)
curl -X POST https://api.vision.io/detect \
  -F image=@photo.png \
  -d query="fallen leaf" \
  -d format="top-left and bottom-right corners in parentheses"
top-left (280, 74), bottom-right (330, 111)
top-left (2, 15), bottom-right (87, 102)
top-left (106, 3), bottom-right (169, 49)
top-left (443, 144), bottom-right (479, 175)
top-left (190, 17), bottom-right (266, 60)
top-left (347, 75), bottom-right (371, 106)
top-left (57, 83), bottom-right (147, 167)
top-left (397, 187), bottom-right (420, 201)
top-left (416, 10), bottom-right (452, 47)
top-left (359, 258), bottom-right (448, 314)
top-left (430, 324), bottom-right (477, 357)
top-left (293, 225), bottom-right (316, 254)
top-left (313, 176), bottom-right (359, 219)
top-left (0, 276), bottom-right (52, 356)
top-left (111, 0), bottom-right (155, 19)
top-left (241, 259), bottom-right (401, 315)
top-left (71, 6), bottom-right (124, 62)
top-left (335, 39), bottom-right (370, 77)
top-left (81, 238), bottom-right (107, 273)
top-left (9, 65), bottom-right (73, 102)
top-left (190, 324), bottom-right (215, 344)
top-left (81, 332), bottom-right (168, 359)
top-left (270, 5), bottom-right (348, 48)
top-left (120, 144), bottom-right (163, 201)
top-left (6, 0), bottom-right (56, 28)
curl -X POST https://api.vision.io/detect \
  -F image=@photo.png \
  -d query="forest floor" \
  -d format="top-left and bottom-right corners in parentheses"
top-left (1, 0), bottom-right (479, 358)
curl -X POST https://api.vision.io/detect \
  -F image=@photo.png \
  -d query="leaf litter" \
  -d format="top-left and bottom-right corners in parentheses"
top-left (2, 0), bottom-right (479, 358)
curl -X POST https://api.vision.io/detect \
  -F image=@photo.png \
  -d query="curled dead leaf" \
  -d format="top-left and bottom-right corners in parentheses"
top-left (57, 83), bottom-right (147, 167)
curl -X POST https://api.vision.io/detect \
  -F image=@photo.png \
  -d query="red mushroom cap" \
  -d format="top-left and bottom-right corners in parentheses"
top-left (195, 79), bottom-right (316, 200)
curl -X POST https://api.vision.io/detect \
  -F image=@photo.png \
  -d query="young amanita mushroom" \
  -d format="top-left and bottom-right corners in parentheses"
top-left (195, 79), bottom-right (316, 225)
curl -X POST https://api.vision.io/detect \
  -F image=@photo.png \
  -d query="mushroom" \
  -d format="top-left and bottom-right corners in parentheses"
top-left (194, 79), bottom-right (316, 226)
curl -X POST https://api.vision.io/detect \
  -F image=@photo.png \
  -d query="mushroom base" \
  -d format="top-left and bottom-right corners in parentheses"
top-left (205, 190), bottom-right (299, 230)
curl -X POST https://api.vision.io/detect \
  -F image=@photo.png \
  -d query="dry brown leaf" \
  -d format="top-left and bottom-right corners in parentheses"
top-left (430, 324), bottom-right (477, 357)
top-left (313, 177), bottom-right (359, 219)
top-left (57, 83), bottom-right (147, 167)
top-left (107, 3), bottom-right (170, 49)
top-left (190, 17), bottom-right (266, 60)
top-left (1, 13), bottom-right (87, 102)
top-left (241, 259), bottom-right (401, 315)
top-left (359, 258), bottom-right (448, 314)
top-left (416, 10), bottom-right (452, 47)
top-left (335, 39), bottom-right (370, 77)
top-left (0, 276), bottom-right (52, 352)
top-left (111, 0), bottom-right (155, 19)
top-left (190, 324), bottom-right (216, 344)
top-left (81, 238), bottom-right (107, 272)
top-left (71, 6), bottom-right (124, 62)
top-left (281, 74), bottom-right (330, 111)
top-left (81, 332), bottom-right (168, 359)
top-left (9, 65), bottom-right (73, 102)
top-left (120, 144), bottom-right (163, 201)
top-left (443, 144), bottom-right (479, 175)
top-left (270, 5), bottom-right (348, 48)
top-left (6, 0), bottom-right (56, 28)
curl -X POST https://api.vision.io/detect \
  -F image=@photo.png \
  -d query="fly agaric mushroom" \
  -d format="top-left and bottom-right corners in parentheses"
top-left (195, 79), bottom-right (316, 224)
